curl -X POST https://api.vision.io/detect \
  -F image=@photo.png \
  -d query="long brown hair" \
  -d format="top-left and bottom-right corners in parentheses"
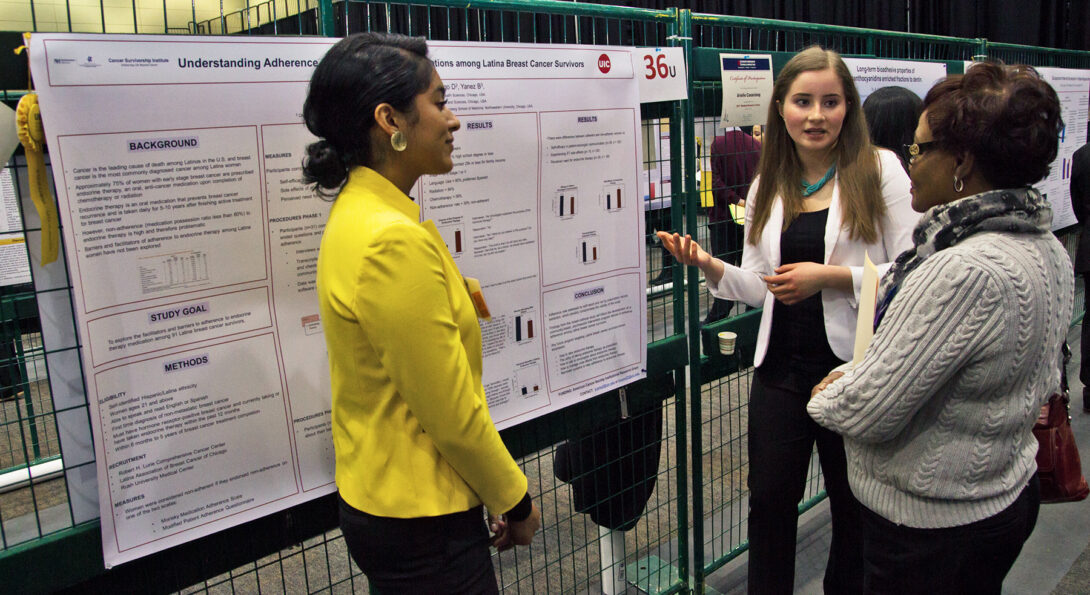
top-left (748, 46), bottom-right (885, 245)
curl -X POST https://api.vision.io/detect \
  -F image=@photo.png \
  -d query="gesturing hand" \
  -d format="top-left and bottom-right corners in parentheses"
top-left (657, 232), bottom-right (712, 268)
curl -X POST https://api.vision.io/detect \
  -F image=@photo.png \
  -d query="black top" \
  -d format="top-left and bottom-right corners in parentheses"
top-left (757, 208), bottom-right (845, 392)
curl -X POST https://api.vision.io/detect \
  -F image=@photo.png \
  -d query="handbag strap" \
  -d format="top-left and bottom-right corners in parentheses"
top-left (1055, 337), bottom-right (1072, 407)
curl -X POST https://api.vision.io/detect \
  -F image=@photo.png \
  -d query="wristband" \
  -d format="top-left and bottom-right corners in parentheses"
top-left (505, 492), bottom-right (532, 522)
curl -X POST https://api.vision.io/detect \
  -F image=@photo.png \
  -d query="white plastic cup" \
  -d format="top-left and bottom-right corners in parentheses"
top-left (718, 331), bottom-right (737, 355)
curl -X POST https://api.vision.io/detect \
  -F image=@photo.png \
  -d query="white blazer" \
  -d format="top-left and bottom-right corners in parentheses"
top-left (710, 148), bottom-right (918, 366)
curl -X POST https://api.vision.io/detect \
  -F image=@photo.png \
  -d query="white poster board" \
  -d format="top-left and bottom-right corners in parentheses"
top-left (29, 33), bottom-right (646, 567)
top-left (844, 58), bottom-right (948, 103)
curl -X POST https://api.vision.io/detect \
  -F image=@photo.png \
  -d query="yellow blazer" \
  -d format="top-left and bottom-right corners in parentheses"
top-left (317, 167), bottom-right (527, 518)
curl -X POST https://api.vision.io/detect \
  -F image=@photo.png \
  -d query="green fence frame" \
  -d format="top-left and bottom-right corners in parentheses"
top-left (1, 3), bottom-right (1089, 593)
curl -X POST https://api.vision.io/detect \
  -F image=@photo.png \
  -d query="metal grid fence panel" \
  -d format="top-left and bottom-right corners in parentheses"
top-left (1, 4), bottom-right (1090, 593)
top-left (683, 13), bottom-right (1087, 592)
top-left (986, 43), bottom-right (1090, 69)
top-left (689, 14), bottom-right (981, 61)
top-left (0, 154), bottom-right (81, 555)
top-left (0, 1), bottom-right (692, 593)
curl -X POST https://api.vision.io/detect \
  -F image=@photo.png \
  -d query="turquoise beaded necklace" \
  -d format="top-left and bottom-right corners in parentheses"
top-left (801, 164), bottom-right (837, 197)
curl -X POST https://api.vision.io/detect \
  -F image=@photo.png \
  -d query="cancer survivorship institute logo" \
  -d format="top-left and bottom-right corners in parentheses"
top-left (78, 56), bottom-right (101, 68)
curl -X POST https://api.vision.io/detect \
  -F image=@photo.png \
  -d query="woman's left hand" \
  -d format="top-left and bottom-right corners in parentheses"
top-left (763, 262), bottom-right (830, 305)
top-left (489, 513), bottom-right (512, 551)
top-left (811, 371), bottom-right (844, 399)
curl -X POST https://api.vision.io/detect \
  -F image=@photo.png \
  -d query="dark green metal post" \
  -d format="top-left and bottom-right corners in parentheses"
top-left (677, 8), bottom-right (706, 594)
top-left (665, 13), bottom-right (693, 592)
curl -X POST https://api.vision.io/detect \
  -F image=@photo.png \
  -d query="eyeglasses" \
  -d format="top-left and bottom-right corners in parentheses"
top-left (904, 141), bottom-right (937, 163)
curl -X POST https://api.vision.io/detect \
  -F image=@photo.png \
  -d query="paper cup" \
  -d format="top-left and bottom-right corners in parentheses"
top-left (718, 331), bottom-right (737, 355)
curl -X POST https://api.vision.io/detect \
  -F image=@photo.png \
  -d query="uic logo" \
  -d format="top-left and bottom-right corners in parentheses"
top-left (597, 54), bottom-right (611, 74)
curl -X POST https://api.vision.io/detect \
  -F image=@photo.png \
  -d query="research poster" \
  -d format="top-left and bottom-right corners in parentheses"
top-left (0, 168), bottom-right (31, 285)
top-left (29, 34), bottom-right (646, 566)
top-left (1033, 66), bottom-right (1090, 230)
top-left (963, 62), bottom-right (1089, 230)
top-left (843, 58), bottom-right (947, 103)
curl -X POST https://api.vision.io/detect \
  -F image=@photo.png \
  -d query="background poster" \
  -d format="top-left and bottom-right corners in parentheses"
top-left (719, 54), bottom-right (774, 128)
top-left (963, 62), bottom-right (1090, 230)
top-left (844, 57), bottom-right (948, 102)
top-left (1034, 66), bottom-right (1090, 230)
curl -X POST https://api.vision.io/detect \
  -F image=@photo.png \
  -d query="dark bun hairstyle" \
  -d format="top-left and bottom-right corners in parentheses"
top-left (302, 32), bottom-right (433, 198)
top-left (923, 62), bottom-right (1063, 188)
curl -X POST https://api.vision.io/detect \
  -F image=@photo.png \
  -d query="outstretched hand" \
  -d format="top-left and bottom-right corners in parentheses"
top-left (657, 231), bottom-right (727, 288)
top-left (657, 232), bottom-right (712, 268)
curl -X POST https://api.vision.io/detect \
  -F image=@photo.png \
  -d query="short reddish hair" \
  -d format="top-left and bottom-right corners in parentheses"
top-left (923, 62), bottom-right (1062, 188)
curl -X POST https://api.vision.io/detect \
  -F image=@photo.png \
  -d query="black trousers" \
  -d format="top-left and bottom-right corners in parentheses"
top-left (747, 373), bottom-right (864, 595)
top-left (860, 475), bottom-right (1040, 595)
top-left (338, 495), bottom-right (498, 595)
top-left (1080, 275), bottom-right (1090, 407)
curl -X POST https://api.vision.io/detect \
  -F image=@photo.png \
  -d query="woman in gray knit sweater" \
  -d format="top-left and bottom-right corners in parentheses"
top-left (808, 62), bottom-right (1071, 594)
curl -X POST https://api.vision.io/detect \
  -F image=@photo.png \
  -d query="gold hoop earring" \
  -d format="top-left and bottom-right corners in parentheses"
top-left (391, 131), bottom-right (407, 152)
top-left (953, 176), bottom-right (964, 193)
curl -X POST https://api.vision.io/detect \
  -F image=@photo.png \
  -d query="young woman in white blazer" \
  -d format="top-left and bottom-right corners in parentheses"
top-left (660, 46), bottom-right (917, 594)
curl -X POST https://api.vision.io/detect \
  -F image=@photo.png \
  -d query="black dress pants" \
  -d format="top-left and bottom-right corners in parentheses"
top-left (860, 476), bottom-right (1039, 595)
top-left (338, 496), bottom-right (499, 595)
top-left (746, 372), bottom-right (863, 594)
top-left (1081, 276), bottom-right (1090, 409)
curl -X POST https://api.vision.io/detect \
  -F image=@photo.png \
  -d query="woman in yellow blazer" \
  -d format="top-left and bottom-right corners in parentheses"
top-left (303, 33), bottom-right (540, 593)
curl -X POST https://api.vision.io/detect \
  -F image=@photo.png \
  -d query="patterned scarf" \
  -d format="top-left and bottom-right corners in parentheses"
top-left (874, 187), bottom-right (1052, 328)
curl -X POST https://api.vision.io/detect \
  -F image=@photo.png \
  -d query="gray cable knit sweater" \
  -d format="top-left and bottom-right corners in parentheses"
top-left (808, 228), bottom-right (1073, 529)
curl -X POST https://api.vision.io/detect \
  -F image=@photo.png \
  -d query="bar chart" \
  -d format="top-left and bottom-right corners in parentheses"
top-left (514, 309), bottom-right (536, 344)
top-left (438, 222), bottom-right (466, 257)
top-left (516, 365), bottom-right (542, 398)
top-left (578, 233), bottom-right (600, 265)
top-left (602, 183), bottom-right (625, 212)
top-left (554, 188), bottom-right (578, 219)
